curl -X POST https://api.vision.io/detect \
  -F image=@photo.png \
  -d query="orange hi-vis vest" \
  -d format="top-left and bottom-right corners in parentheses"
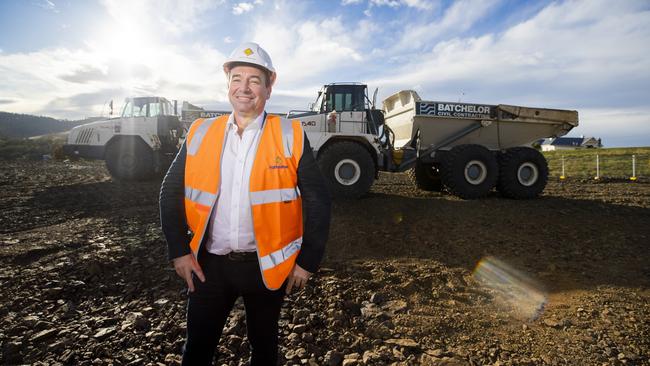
top-left (183, 114), bottom-right (304, 290)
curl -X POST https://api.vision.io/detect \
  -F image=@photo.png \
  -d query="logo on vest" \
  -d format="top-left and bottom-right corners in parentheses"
top-left (269, 156), bottom-right (288, 170)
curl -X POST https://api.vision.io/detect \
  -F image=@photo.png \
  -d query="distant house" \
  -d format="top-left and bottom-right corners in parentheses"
top-left (540, 136), bottom-right (602, 151)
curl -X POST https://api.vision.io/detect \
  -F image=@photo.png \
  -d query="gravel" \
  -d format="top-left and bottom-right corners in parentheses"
top-left (0, 159), bottom-right (649, 365)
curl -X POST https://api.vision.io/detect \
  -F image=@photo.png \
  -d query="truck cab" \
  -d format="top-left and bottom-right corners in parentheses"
top-left (287, 83), bottom-right (389, 198)
top-left (290, 83), bottom-right (384, 137)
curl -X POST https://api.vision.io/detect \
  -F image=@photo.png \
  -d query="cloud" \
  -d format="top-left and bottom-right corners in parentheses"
top-left (1, 0), bottom-right (649, 146)
top-left (233, 2), bottom-right (255, 14)
top-left (59, 65), bottom-right (108, 84)
top-left (100, 0), bottom-right (224, 37)
top-left (37, 0), bottom-right (59, 13)
top-left (40, 89), bottom-right (124, 117)
top-left (0, 49), bottom-right (90, 115)
top-left (366, 0), bottom-right (433, 9)
top-left (0, 99), bottom-right (16, 105)
top-left (1, 1), bottom-right (227, 118)
top-left (0, 39), bottom-right (228, 119)
top-left (370, 0), bottom-right (400, 7)
top-left (402, 0), bottom-right (433, 9)
top-left (373, 1), bottom-right (650, 105)
top-left (344, 0), bottom-right (433, 12)
top-left (387, 0), bottom-right (500, 53)
top-left (249, 14), bottom-right (371, 86)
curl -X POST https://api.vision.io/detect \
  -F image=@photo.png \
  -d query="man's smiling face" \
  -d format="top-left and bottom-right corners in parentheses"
top-left (227, 65), bottom-right (272, 119)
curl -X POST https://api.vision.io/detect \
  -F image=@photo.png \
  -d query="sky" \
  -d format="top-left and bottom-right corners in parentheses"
top-left (0, 0), bottom-right (649, 147)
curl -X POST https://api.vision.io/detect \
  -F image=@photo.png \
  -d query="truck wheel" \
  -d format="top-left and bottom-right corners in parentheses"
top-left (497, 147), bottom-right (548, 199)
top-left (318, 141), bottom-right (375, 199)
top-left (105, 137), bottom-right (154, 181)
top-left (440, 144), bottom-right (498, 199)
top-left (408, 161), bottom-right (442, 191)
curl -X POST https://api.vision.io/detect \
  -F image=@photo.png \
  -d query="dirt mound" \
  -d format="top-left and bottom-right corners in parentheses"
top-left (1, 160), bottom-right (648, 365)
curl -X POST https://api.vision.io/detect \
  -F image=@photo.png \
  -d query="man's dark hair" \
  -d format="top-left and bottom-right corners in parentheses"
top-left (227, 62), bottom-right (273, 87)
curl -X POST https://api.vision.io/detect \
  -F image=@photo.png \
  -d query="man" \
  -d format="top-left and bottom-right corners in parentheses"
top-left (159, 42), bottom-right (331, 365)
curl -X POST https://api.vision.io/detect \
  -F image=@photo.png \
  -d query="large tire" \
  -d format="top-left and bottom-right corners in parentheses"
top-left (317, 141), bottom-right (375, 199)
top-left (497, 147), bottom-right (548, 199)
top-left (408, 161), bottom-right (442, 191)
top-left (440, 144), bottom-right (498, 199)
top-left (105, 137), bottom-right (154, 181)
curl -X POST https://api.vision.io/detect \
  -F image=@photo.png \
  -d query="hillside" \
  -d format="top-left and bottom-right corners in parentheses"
top-left (0, 111), bottom-right (99, 139)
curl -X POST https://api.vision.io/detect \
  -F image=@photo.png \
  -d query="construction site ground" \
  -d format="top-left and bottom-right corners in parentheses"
top-left (1, 159), bottom-right (649, 366)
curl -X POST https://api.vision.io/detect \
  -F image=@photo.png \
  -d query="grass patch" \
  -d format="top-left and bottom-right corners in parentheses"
top-left (0, 135), bottom-right (66, 160)
top-left (543, 147), bottom-right (650, 179)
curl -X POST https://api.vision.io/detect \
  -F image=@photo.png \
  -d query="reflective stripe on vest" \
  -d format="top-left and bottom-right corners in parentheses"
top-left (259, 237), bottom-right (302, 270)
top-left (280, 117), bottom-right (293, 158)
top-left (185, 186), bottom-right (217, 207)
top-left (250, 187), bottom-right (301, 205)
top-left (187, 118), bottom-right (218, 156)
top-left (184, 113), bottom-right (304, 290)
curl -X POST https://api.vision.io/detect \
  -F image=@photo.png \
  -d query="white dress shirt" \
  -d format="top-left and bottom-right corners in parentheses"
top-left (206, 113), bottom-right (265, 254)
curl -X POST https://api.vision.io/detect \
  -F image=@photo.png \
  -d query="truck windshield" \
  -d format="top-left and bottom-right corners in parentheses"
top-left (121, 98), bottom-right (171, 117)
top-left (322, 85), bottom-right (366, 113)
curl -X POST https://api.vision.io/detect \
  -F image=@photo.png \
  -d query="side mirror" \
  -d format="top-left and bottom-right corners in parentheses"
top-left (372, 87), bottom-right (378, 109)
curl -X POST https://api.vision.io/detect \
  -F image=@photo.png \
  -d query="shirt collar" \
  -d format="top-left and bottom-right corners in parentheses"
top-left (227, 112), bottom-right (266, 131)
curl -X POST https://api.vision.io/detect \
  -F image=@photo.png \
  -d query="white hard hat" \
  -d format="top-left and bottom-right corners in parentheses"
top-left (223, 42), bottom-right (276, 74)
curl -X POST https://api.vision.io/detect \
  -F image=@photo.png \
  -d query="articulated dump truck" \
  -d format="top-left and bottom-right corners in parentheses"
top-left (290, 83), bottom-right (578, 199)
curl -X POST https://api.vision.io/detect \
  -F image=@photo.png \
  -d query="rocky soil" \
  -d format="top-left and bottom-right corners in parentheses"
top-left (1, 159), bottom-right (649, 366)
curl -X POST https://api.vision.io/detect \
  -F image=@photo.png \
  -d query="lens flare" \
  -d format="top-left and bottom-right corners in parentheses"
top-left (472, 256), bottom-right (547, 321)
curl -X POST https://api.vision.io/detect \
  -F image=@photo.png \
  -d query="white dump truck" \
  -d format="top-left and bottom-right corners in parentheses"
top-left (63, 97), bottom-right (186, 180)
top-left (289, 83), bottom-right (578, 199)
top-left (64, 83), bottom-right (578, 199)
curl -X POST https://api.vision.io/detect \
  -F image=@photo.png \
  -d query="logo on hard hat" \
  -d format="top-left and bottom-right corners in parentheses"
top-left (244, 48), bottom-right (254, 56)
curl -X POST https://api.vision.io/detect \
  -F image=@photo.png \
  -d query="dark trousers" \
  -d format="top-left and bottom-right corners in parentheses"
top-left (181, 252), bottom-right (286, 366)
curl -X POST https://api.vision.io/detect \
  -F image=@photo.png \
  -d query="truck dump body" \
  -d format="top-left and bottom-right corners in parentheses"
top-left (383, 90), bottom-right (579, 151)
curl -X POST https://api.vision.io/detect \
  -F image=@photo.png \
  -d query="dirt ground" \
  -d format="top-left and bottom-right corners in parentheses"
top-left (0, 159), bottom-right (649, 366)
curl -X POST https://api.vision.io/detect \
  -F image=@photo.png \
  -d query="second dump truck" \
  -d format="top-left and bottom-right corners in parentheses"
top-left (289, 83), bottom-right (578, 199)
